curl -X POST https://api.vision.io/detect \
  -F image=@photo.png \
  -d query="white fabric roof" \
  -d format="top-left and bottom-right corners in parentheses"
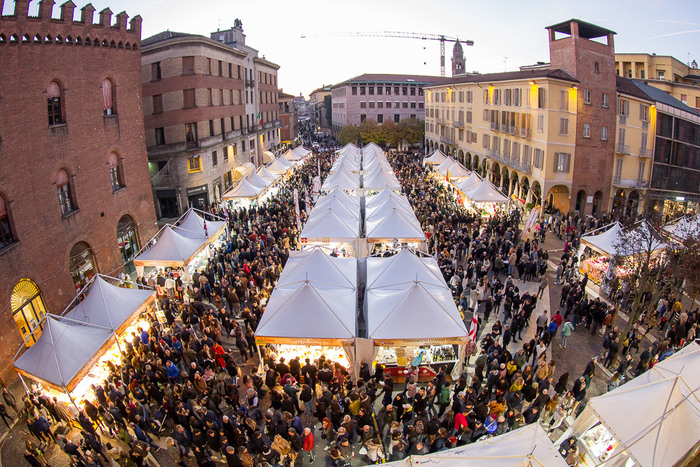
top-left (292, 146), bottom-right (311, 157)
top-left (257, 166), bottom-right (279, 184)
top-left (362, 167), bottom-right (401, 191)
top-left (464, 180), bottom-right (509, 203)
top-left (14, 315), bottom-right (113, 389)
top-left (262, 151), bottom-right (275, 164)
top-left (177, 209), bottom-right (227, 240)
top-left (246, 171), bottom-right (271, 189)
top-left (134, 225), bottom-right (207, 267)
top-left (365, 250), bottom-right (467, 342)
top-left (267, 157), bottom-right (293, 174)
top-left (365, 195), bottom-right (414, 220)
top-left (300, 207), bottom-right (359, 241)
top-left (365, 206), bottom-right (425, 242)
top-left (314, 194), bottom-right (361, 220)
top-left (316, 188), bottom-right (361, 209)
top-left (365, 190), bottom-right (411, 210)
top-left (255, 281), bottom-right (356, 342)
top-left (581, 221), bottom-right (667, 257)
top-left (384, 424), bottom-right (567, 467)
top-left (232, 162), bottom-right (256, 179)
top-left (280, 248), bottom-right (356, 288)
top-left (454, 172), bottom-right (481, 193)
top-left (362, 157), bottom-right (393, 172)
top-left (424, 149), bottom-right (448, 165)
top-left (222, 178), bottom-right (264, 199)
top-left (322, 168), bottom-right (360, 191)
top-left (283, 149), bottom-right (302, 161)
top-left (63, 276), bottom-right (154, 332)
top-left (436, 158), bottom-right (470, 179)
top-left (664, 214), bottom-right (700, 242)
top-left (331, 155), bottom-right (361, 173)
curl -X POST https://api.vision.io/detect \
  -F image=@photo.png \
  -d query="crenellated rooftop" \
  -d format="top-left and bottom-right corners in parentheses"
top-left (0, 0), bottom-right (142, 49)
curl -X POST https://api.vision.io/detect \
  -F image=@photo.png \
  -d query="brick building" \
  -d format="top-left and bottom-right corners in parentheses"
top-left (142, 20), bottom-right (282, 219)
top-left (0, 1), bottom-right (157, 383)
top-left (426, 19), bottom-right (618, 215)
top-left (278, 90), bottom-right (298, 144)
top-left (330, 73), bottom-right (452, 136)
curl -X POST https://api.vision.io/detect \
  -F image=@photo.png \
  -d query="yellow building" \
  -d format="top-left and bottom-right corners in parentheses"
top-left (615, 53), bottom-right (700, 110)
top-left (610, 76), bottom-right (655, 216)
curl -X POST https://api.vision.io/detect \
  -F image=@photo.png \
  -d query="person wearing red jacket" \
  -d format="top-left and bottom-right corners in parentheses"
top-left (302, 427), bottom-right (316, 464)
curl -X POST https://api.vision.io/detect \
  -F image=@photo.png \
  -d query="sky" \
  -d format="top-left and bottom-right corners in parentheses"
top-left (10, 0), bottom-right (700, 97)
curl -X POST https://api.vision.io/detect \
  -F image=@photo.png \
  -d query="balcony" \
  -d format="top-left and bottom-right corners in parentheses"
top-left (150, 160), bottom-right (176, 188)
top-left (636, 179), bottom-right (649, 188)
top-left (500, 123), bottom-right (507, 132)
top-left (642, 120), bottom-right (649, 130)
top-left (486, 150), bottom-right (532, 174)
top-left (245, 78), bottom-right (255, 88)
top-left (440, 135), bottom-right (455, 144)
top-left (454, 119), bottom-right (464, 128)
top-left (186, 140), bottom-right (199, 150)
top-left (639, 147), bottom-right (651, 158)
top-left (519, 127), bottom-right (531, 138)
top-left (490, 121), bottom-right (499, 131)
top-left (616, 143), bottom-right (631, 155)
top-left (618, 114), bottom-right (627, 125)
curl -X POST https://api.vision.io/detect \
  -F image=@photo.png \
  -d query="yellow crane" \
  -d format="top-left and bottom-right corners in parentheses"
top-left (300, 31), bottom-right (474, 77)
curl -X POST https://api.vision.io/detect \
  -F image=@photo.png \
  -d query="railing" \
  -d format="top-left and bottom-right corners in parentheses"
top-left (639, 147), bottom-right (651, 158)
top-left (613, 174), bottom-right (622, 185)
top-left (618, 114), bottom-right (627, 125)
top-left (440, 135), bottom-right (455, 144)
top-left (616, 143), bottom-right (630, 155)
top-left (150, 159), bottom-right (176, 188)
top-left (507, 125), bottom-right (516, 134)
top-left (245, 78), bottom-right (255, 88)
top-left (186, 140), bottom-right (199, 149)
top-left (636, 179), bottom-right (649, 188)
top-left (487, 149), bottom-right (531, 174)
top-left (500, 124), bottom-right (507, 132)
top-left (490, 121), bottom-right (499, 131)
top-left (642, 120), bottom-right (649, 130)
top-left (454, 119), bottom-right (464, 128)
top-left (519, 128), bottom-right (531, 138)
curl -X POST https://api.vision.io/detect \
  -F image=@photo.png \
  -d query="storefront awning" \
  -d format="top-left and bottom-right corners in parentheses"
top-left (232, 162), bottom-right (256, 181)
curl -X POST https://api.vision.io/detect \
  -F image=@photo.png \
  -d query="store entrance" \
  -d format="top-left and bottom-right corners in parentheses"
top-left (157, 190), bottom-right (179, 219)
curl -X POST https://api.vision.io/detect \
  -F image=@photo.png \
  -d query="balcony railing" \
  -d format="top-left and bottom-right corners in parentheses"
top-left (454, 119), bottom-right (464, 128)
top-left (636, 179), bottom-right (649, 188)
top-left (490, 121), bottom-right (499, 131)
top-left (519, 127), bottom-right (531, 138)
top-left (618, 114), bottom-right (627, 125)
top-left (186, 140), bottom-right (199, 149)
top-left (500, 123), bottom-right (507, 132)
top-left (616, 143), bottom-right (630, 155)
top-left (642, 120), bottom-right (649, 130)
top-left (245, 78), bottom-right (255, 88)
top-left (639, 147), bottom-right (651, 158)
top-left (440, 135), bottom-right (455, 144)
top-left (613, 174), bottom-right (622, 185)
top-left (487, 149), bottom-right (531, 174)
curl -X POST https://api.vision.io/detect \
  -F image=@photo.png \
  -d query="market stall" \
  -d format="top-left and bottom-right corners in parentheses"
top-left (564, 342), bottom-right (700, 467)
top-left (299, 205), bottom-right (360, 256)
top-left (461, 179), bottom-right (509, 217)
top-left (266, 156), bottom-right (294, 175)
top-left (221, 178), bottom-right (265, 207)
top-left (423, 149), bottom-right (448, 166)
top-left (364, 204), bottom-right (427, 256)
top-left (664, 213), bottom-right (700, 242)
top-left (435, 158), bottom-right (470, 180)
top-left (361, 166), bottom-right (402, 193)
top-left (176, 209), bottom-right (227, 243)
top-left (384, 424), bottom-right (566, 466)
top-left (321, 167), bottom-right (361, 193)
top-left (365, 249), bottom-right (468, 381)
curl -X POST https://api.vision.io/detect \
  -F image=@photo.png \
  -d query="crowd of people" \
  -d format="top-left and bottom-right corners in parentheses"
top-left (11, 145), bottom-right (698, 467)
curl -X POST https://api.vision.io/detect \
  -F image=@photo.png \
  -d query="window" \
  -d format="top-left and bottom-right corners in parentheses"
top-left (108, 152), bottom-right (124, 191)
top-left (151, 62), bottom-right (161, 81)
top-left (394, 102), bottom-right (400, 108)
top-left (658, 71), bottom-right (665, 80)
top-left (56, 169), bottom-right (75, 215)
top-left (467, 90), bottom-right (473, 103)
top-left (513, 88), bottom-right (520, 106)
top-left (182, 56), bottom-right (194, 75)
top-left (377, 86), bottom-right (383, 95)
top-left (559, 90), bottom-right (569, 111)
top-left (0, 194), bottom-right (16, 250)
top-left (601, 126), bottom-right (608, 141)
top-left (637, 161), bottom-right (646, 181)
top-left (554, 152), bottom-right (571, 172)
top-left (493, 89), bottom-right (501, 105)
top-left (483, 109), bottom-right (489, 121)
top-left (188, 155), bottom-right (202, 172)
top-left (377, 102), bottom-right (383, 109)
top-left (537, 87), bottom-right (546, 108)
top-left (537, 114), bottom-right (544, 132)
top-left (640, 104), bottom-right (650, 121)
top-left (368, 86), bottom-right (374, 95)
top-left (155, 127), bottom-right (165, 145)
top-left (218, 60), bottom-right (223, 76)
top-left (533, 148), bottom-right (544, 169)
top-left (583, 123), bottom-right (591, 138)
top-left (183, 89), bottom-right (195, 108)
top-left (47, 81), bottom-right (63, 126)
top-left (559, 118), bottom-right (569, 135)
top-left (11, 279), bottom-right (47, 346)
top-left (185, 122), bottom-right (198, 148)
top-left (394, 114), bottom-right (400, 123)
top-left (584, 89), bottom-right (592, 105)
top-left (594, 62), bottom-right (600, 74)
top-left (377, 114), bottom-right (384, 123)
top-left (394, 86), bottom-right (400, 95)
top-left (360, 87), bottom-right (366, 95)
top-left (504, 89), bottom-right (511, 106)
top-left (483, 89), bottom-right (489, 104)
top-left (386, 87), bottom-right (391, 95)
top-left (602, 93), bottom-right (609, 108)
top-left (402, 86), bottom-right (408, 95)
top-left (360, 102), bottom-right (366, 109)
top-left (466, 111), bottom-right (472, 123)
top-left (102, 79), bottom-right (115, 116)
top-left (207, 58), bottom-right (212, 75)
top-left (152, 94), bottom-right (163, 114)
top-left (369, 102), bottom-right (375, 109)
top-left (208, 88), bottom-right (213, 106)
top-left (212, 150), bottom-right (218, 166)
top-left (410, 87), bottom-right (416, 96)
top-left (209, 119), bottom-right (215, 136)
top-left (360, 114), bottom-right (366, 123)
top-left (617, 98), bottom-right (629, 116)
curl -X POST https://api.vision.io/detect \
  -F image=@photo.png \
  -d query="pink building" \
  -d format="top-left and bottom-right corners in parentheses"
top-left (331, 73), bottom-right (451, 135)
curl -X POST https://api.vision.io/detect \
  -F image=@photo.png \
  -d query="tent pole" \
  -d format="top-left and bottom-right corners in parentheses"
top-left (64, 387), bottom-right (81, 413)
top-left (256, 344), bottom-right (264, 373)
top-left (18, 373), bottom-right (30, 394)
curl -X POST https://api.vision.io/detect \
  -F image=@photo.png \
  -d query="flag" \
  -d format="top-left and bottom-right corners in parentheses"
top-left (257, 111), bottom-right (262, 125)
top-left (468, 310), bottom-right (478, 342)
top-left (203, 218), bottom-right (208, 237)
top-left (446, 169), bottom-right (450, 182)
top-left (293, 188), bottom-right (302, 232)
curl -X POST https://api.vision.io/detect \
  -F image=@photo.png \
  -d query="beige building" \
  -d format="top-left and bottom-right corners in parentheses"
top-left (615, 53), bottom-right (700, 109)
top-left (310, 85), bottom-right (332, 134)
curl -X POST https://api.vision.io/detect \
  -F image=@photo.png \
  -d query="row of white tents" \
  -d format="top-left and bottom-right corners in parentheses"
top-left (425, 150), bottom-right (509, 205)
top-left (322, 143), bottom-right (402, 193)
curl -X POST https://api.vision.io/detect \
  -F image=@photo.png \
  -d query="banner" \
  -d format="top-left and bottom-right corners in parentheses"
top-left (304, 189), bottom-right (311, 216)
top-left (293, 188), bottom-right (302, 232)
top-left (521, 206), bottom-right (540, 240)
top-left (312, 176), bottom-right (321, 202)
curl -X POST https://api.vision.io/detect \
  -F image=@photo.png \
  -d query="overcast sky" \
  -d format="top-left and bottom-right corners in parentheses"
top-left (11, 0), bottom-right (700, 97)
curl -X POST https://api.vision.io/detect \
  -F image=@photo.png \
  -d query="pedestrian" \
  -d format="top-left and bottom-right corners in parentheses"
top-left (302, 426), bottom-right (316, 464)
top-left (559, 319), bottom-right (574, 349)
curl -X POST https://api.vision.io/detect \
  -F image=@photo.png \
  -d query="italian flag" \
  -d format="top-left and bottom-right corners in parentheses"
top-left (257, 111), bottom-right (262, 125)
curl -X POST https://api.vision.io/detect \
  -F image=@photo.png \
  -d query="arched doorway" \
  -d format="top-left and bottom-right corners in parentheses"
top-left (458, 150), bottom-right (464, 165)
top-left (465, 153), bottom-right (472, 170)
top-left (592, 191), bottom-right (604, 216)
top-left (491, 162), bottom-right (501, 186)
top-left (11, 279), bottom-right (47, 346)
top-left (521, 177), bottom-right (530, 203)
top-left (576, 190), bottom-right (587, 215)
top-left (480, 158), bottom-right (488, 178)
top-left (546, 185), bottom-right (570, 213)
top-left (117, 215), bottom-right (140, 275)
top-left (473, 155), bottom-right (480, 173)
top-left (531, 181), bottom-right (542, 207)
top-left (439, 144), bottom-right (445, 152)
top-left (511, 173), bottom-right (520, 198)
top-left (612, 189), bottom-right (627, 216)
top-left (628, 190), bottom-right (641, 216)
top-left (69, 241), bottom-right (97, 292)
top-left (501, 167), bottom-right (510, 192)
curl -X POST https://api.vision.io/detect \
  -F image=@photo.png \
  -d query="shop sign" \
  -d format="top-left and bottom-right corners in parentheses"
top-left (187, 185), bottom-right (208, 195)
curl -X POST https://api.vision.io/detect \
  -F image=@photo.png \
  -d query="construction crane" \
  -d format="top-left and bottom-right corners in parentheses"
top-left (300, 31), bottom-right (474, 77)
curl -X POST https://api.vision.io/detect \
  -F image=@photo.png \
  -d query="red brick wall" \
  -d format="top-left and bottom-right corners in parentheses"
top-left (0, 4), bottom-right (157, 383)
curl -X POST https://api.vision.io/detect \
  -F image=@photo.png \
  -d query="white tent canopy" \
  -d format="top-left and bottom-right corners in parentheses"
top-left (365, 207), bottom-right (425, 242)
top-left (63, 276), bottom-right (154, 333)
top-left (177, 209), bottom-right (227, 241)
top-left (246, 171), bottom-right (272, 189)
top-left (299, 207), bottom-right (360, 242)
top-left (267, 156), bottom-right (293, 174)
top-left (424, 149), bottom-right (448, 165)
top-left (362, 167), bottom-right (401, 191)
top-left (134, 225), bottom-right (207, 268)
top-left (314, 195), bottom-right (361, 221)
top-left (14, 315), bottom-right (114, 391)
top-left (569, 343), bottom-right (700, 467)
top-left (257, 166), bottom-right (279, 185)
top-left (292, 146), bottom-right (311, 157)
top-left (322, 168), bottom-right (360, 191)
top-left (366, 249), bottom-right (444, 288)
top-left (464, 180), bottom-right (509, 203)
top-left (315, 188), bottom-right (361, 209)
top-left (365, 190), bottom-right (411, 210)
top-left (436, 158), bottom-right (470, 179)
top-left (262, 151), bottom-right (275, 164)
top-left (331, 155), bottom-right (361, 173)
top-left (232, 162), bottom-right (256, 180)
top-left (221, 178), bottom-right (264, 200)
top-left (365, 196), bottom-right (414, 220)
top-left (664, 214), bottom-right (700, 242)
top-left (454, 172), bottom-right (481, 193)
top-left (384, 424), bottom-right (567, 467)
top-left (279, 248), bottom-right (356, 289)
top-left (581, 221), bottom-right (667, 257)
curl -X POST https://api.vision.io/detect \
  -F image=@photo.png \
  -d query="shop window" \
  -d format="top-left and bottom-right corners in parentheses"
top-left (117, 215), bottom-right (139, 273)
top-left (11, 279), bottom-right (47, 346)
top-left (0, 194), bottom-right (17, 250)
top-left (102, 78), bottom-right (115, 116)
top-left (69, 242), bottom-right (97, 291)
top-left (109, 152), bottom-right (125, 191)
top-left (56, 169), bottom-right (76, 216)
top-left (47, 81), bottom-right (64, 126)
